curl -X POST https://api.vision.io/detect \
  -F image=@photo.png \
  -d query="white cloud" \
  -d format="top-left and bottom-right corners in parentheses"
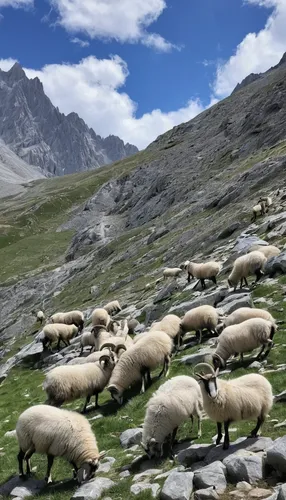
top-left (0, 56), bottom-right (205, 149)
top-left (71, 37), bottom-right (90, 48)
top-left (49, 0), bottom-right (177, 51)
top-left (0, 58), bottom-right (17, 70)
top-left (0, 0), bottom-right (32, 7)
top-left (214, 0), bottom-right (286, 97)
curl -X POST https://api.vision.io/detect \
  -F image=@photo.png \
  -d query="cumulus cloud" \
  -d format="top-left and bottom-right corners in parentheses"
top-left (0, 56), bottom-right (205, 149)
top-left (49, 0), bottom-right (177, 51)
top-left (214, 0), bottom-right (286, 97)
top-left (70, 37), bottom-right (90, 48)
top-left (0, 0), bottom-right (32, 7)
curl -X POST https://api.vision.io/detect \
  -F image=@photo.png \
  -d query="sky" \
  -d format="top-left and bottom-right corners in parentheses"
top-left (0, 0), bottom-right (286, 149)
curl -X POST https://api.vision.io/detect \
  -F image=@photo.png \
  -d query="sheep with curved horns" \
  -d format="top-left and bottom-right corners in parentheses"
top-left (183, 260), bottom-right (221, 289)
top-left (100, 332), bottom-right (134, 358)
top-left (228, 251), bottom-right (267, 291)
top-left (51, 310), bottom-right (84, 333)
top-left (141, 376), bottom-right (203, 459)
top-left (251, 201), bottom-right (266, 222)
top-left (16, 405), bottom-right (105, 484)
top-left (43, 353), bottom-right (116, 412)
top-left (194, 363), bottom-right (273, 449)
top-left (181, 305), bottom-right (219, 345)
top-left (68, 348), bottom-right (111, 365)
top-left (89, 325), bottom-right (112, 353)
top-left (248, 244), bottom-right (280, 260)
top-left (42, 323), bottom-right (78, 350)
top-left (107, 330), bottom-right (173, 405)
top-left (103, 300), bottom-right (122, 316)
top-left (217, 307), bottom-right (275, 333)
top-left (163, 267), bottom-right (183, 279)
top-left (213, 318), bottom-right (277, 369)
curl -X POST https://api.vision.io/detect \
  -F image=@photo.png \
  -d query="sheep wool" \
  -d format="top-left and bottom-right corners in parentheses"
top-left (51, 310), bottom-right (84, 332)
top-left (16, 404), bottom-right (103, 483)
top-left (150, 314), bottom-right (182, 348)
top-left (249, 244), bottom-right (281, 260)
top-left (36, 311), bottom-right (45, 324)
top-left (228, 251), bottom-right (267, 290)
top-left (163, 267), bottom-right (182, 279)
top-left (42, 323), bottom-right (78, 349)
top-left (103, 300), bottom-right (122, 316)
top-left (221, 307), bottom-right (275, 329)
top-left (184, 260), bottom-right (221, 287)
top-left (91, 308), bottom-right (111, 328)
top-left (68, 349), bottom-right (111, 365)
top-left (181, 305), bottom-right (219, 344)
top-left (142, 376), bottom-right (203, 459)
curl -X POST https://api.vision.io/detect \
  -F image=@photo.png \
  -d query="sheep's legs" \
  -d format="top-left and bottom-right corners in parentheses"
top-left (45, 454), bottom-right (54, 484)
top-left (24, 446), bottom-right (35, 475)
top-left (211, 276), bottom-right (217, 286)
top-left (187, 272), bottom-right (192, 283)
top-left (263, 340), bottom-right (274, 358)
top-left (71, 461), bottom-right (78, 479)
top-left (254, 269), bottom-right (264, 283)
top-left (249, 416), bottom-right (264, 438)
top-left (189, 414), bottom-right (194, 433)
top-left (196, 330), bottom-right (202, 344)
top-left (257, 345), bottom-right (265, 359)
top-left (216, 422), bottom-right (223, 445)
top-left (193, 279), bottom-right (201, 290)
top-left (140, 375), bottom-right (146, 394)
top-left (197, 416), bottom-right (202, 438)
top-left (164, 355), bottom-right (171, 377)
top-left (17, 449), bottom-right (25, 477)
top-left (200, 279), bottom-right (206, 289)
top-left (239, 352), bottom-right (244, 362)
top-left (82, 396), bottom-right (91, 413)
top-left (223, 421), bottom-right (230, 450)
top-left (94, 393), bottom-right (99, 408)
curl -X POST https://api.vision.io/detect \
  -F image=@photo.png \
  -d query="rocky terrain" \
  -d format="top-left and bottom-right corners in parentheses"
top-left (0, 63), bottom-right (138, 177)
top-left (1, 55), bottom-right (286, 499)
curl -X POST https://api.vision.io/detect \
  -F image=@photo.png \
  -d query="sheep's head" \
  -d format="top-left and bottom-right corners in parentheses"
top-left (99, 354), bottom-right (116, 371)
top-left (108, 384), bottom-right (123, 405)
top-left (141, 438), bottom-right (163, 459)
top-left (194, 363), bottom-right (220, 399)
top-left (77, 452), bottom-right (105, 483)
top-left (212, 354), bottom-right (225, 370)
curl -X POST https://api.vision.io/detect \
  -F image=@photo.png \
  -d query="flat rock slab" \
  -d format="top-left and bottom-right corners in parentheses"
top-left (204, 437), bottom-right (269, 464)
top-left (223, 454), bottom-right (263, 484)
top-left (160, 471), bottom-right (194, 500)
top-left (180, 349), bottom-right (214, 366)
top-left (177, 444), bottom-right (214, 466)
top-left (278, 484), bottom-right (286, 500)
top-left (133, 469), bottom-right (163, 482)
top-left (249, 488), bottom-right (274, 498)
top-left (266, 436), bottom-right (286, 475)
top-left (194, 461), bottom-right (227, 494)
top-left (71, 478), bottom-right (115, 500)
top-left (120, 428), bottom-right (143, 449)
top-left (97, 457), bottom-right (116, 474)
top-left (194, 486), bottom-right (219, 500)
top-left (0, 476), bottom-right (46, 498)
top-left (130, 482), bottom-right (160, 497)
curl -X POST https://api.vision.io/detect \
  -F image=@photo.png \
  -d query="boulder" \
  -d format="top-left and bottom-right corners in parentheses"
top-left (194, 487), bottom-right (220, 500)
top-left (194, 461), bottom-right (227, 494)
top-left (179, 349), bottom-right (215, 366)
top-left (223, 454), bottom-right (264, 484)
top-left (266, 436), bottom-right (286, 475)
top-left (217, 293), bottom-right (253, 315)
top-left (120, 428), bottom-right (143, 449)
top-left (217, 223), bottom-right (240, 240)
top-left (160, 471), bottom-right (194, 500)
top-left (233, 235), bottom-right (268, 254)
top-left (153, 281), bottom-right (183, 304)
top-left (249, 488), bottom-right (274, 498)
top-left (133, 469), bottom-right (163, 482)
top-left (15, 342), bottom-right (43, 363)
top-left (130, 483), bottom-right (160, 497)
top-left (278, 485), bottom-right (286, 500)
top-left (71, 478), bottom-right (115, 500)
top-left (147, 227), bottom-right (169, 245)
top-left (97, 457), bottom-right (115, 474)
top-left (177, 444), bottom-right (214, 466)
top-left (0, 477), bottom-right (46, 498)
top-left (204, 437), bottom-right (269, 464)
top-left (264, 252), bottom-right (286, 277)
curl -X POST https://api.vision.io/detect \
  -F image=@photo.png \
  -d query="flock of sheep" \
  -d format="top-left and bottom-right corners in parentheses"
top-left (15, 239), bottom-right (282, 486)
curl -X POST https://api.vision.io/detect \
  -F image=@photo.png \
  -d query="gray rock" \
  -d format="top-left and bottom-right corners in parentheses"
top-left (71, 478), bottom-right (115, 500)
top-left (217, 222), bottom-right (240, 240)
top-left (4, 429), bottom-right (16, 438)
top-left (160, 471), bottom-right (194, 500)
top-left (90, 286), bottom-right (100, 298)
top-left (274, 390), bottom-right (286, 403)
top-left (218, 294), bottom-right (253, 315)
top-left (155, 467), bottom-right (185, 480)
top-left (169, 287), bottom-right (230, 315)
top-left (264, 494), bottom-right (278, 500)
top-left (97, 457), bottom-right (115, 474)
top-left (42, 353), bottom-right (63, 366)
top-left (194, 461), bottom-right (227, 494)
top-left (153, 281), bottom-right (183, 304)
top-left (264, 251), bottom-right (286, 277)
top-left (130, 482), bottom-right (160, 497)
top-left (133, 469), bottom-right (162, 482)
top-left (278, 485), bottom-right (286, 500)
top-left (179, 349), bottom-right (215, 366)
top-left (223, 454), bottom-right (263, 484)
top-left (194, 487), bottom-right (219, 500)
top-left (0, 477), bottom-right (46, 498)
top-left (204, 437), bottom-right (268, 464)
top-left (147, 227), bottom-right (169, 245)
top-left (233, 234), bottom-right (268, 254)
top-left (266, 436), bottom-right (286, 475)
top-left (15, 342), bottom-right (43, 363)
top-left (249, 361), bottom-right (263, 369)
top-left (249, 488), bottom-right (274, 498)
top-left (177, 444), bottom-right (214, 466)
top-left (119, 470), bottom-right (130, 479)
top-left (120, 428), bottom-right (143, 449)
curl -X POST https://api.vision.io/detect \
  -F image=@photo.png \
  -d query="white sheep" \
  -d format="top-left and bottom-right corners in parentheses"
top-left (251, 201), bottom-right (266, 222)
top-left (141, 376), bottom-right (203, 459)
top-left (51, 310), bottom-right (84, 333)
top-left (228, 250), bottom-right (267, 291)
top-left (100, 333), bottom-right (134, 358)
top-left (181, 305), bottom-right (219, 345)
top-left (16, 404), bottom-right (105, 483)
top-left (91, 307), bottom-right (111, 328)
top-left (103, 300), bottom-right (122, 316)
top-left (90, 324), bottom-right (112, 352)
top-left (213, 317), bottom-right (277, 369)
top-left (127, 318), bottom-right (139, 335)
top-left (163, 267), bottom-right (183, 280)
top-left (107, 330), bottom-right (173, 404)
top-left (249, 244), bottom-right (280, 260)
top-left (44, 353), bottom-right (116, 412)
top-left (42, 323), bottom-right (78, 350)
top-left (183, 260), bottom-right (221, 288)
top-left (195, 363), bottom-right (273, 449)
top-left (258, 196), bottom-right (272, 209)
top-left (68, 349), bottom-right (111, 365)
top-left (36, 310), bottom-right (45, 324)
top-left (79, 330), bottom-right (97, 355)
top-left (150, 314), bottom-right (183, 349)
top-left (218, 307), bottom-right (275, 332)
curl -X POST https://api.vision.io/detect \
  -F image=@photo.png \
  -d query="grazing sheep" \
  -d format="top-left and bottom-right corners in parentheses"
top-left (218, 307), bottom-right (275, 332)
top-left (68, 349), bottom-right (111, 365)
top-left (181, 305), bottom-right (219, 344)
top-left (36, 310), bottom-right (45, 324)
top-left (127, 318), bottom-right (139, 335)
top-left (16, 404), bottom-right (105, 483)
top-left (107, 330), bottom-right (173, 404)
top-left (141, 376), bottom-right (203, 459)
top-left (183, 260), bottom-right (221, 288)
top-left (91, 308), bottom-right (111, 328)
top-left (90, 325), bottom-right (112, 353)
top-left (51, 310), bottom-right (84, 333)
top-left (42, 323), bottom-right (78, 350)
top-left (228, 251), bottom-right (267, 291)
top-left (104, 300), bottom-right (122, 316)
top-left (150, 314), bottom-right (183, 349)
top-left (249, 244), bottom-right (280, 260)
top-left (258, 196), bottom-right (272, 210)
top-left (163, 267), bottom-right (183, 280)
top-left (43, 353), bottom-right (116, 412)
top-left (213, 318), bottom-right (276, 369)
top-left (251, 201), bottom-right (266, 222)
top-left (195, 363), bottom-right (273, 449)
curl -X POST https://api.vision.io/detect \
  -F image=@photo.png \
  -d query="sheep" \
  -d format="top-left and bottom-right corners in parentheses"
top-left (91, 307), bottom-right (111, 328)
top-left (180, 305), bottom-right (219, 345)
top-left (163, 267), bottom-right (183, 280)
top-left (79, 330), bottom-right (97, 355)
top-left (43, 353), bottom-right (116, 412)
top-left (100, 333), bottom-right (134, 358)
top-left (90, 325), bottom-right (112, 353)
top-left (213, 318), bottom-right (277, 369)
top-left (218, 307), bottom-right (276, 332)
top-left (103, 300), bottom-right (122, 316)
top-left (16, 404), bottom-right (105, 483)
top-left (251, 201), bottom-right (266, 222)
top-left (150, 314), bottom-right (183, 349)
top-left (183, 261), bottom-right (221, 288)
top-left (258, 196), bottom-right (272, 210)
top-left (36, 310), bottom-right (45, 324)
top-left (228, 250), bottom-right (267, 291)
top-left (51, 310), bottom-right (84, 333)
top-left (107, 330), bottom-right (173, 404)
top-left (141, 376), bottom-right (203, 459)
top-left (248, 244), bottom-right (280, 260)
top-left (68, 349), bottom-right (111, 365)
top-left (127, 318), bottom-right (139, 335)
top-left (194, 363), bottom-right (273, 449)
top-left (42, 323), bottom-right (78, 350)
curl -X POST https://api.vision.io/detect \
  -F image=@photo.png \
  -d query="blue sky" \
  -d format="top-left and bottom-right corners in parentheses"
top-left (0, 0), bottom-right (285, 148)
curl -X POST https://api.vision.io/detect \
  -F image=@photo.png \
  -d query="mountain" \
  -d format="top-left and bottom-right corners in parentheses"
top-left (0, 63), bottom-right (138, 176)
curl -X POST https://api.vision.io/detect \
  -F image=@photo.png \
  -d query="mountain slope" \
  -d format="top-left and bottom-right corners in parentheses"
top-left (0, 63), bottom-right (138, 176)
